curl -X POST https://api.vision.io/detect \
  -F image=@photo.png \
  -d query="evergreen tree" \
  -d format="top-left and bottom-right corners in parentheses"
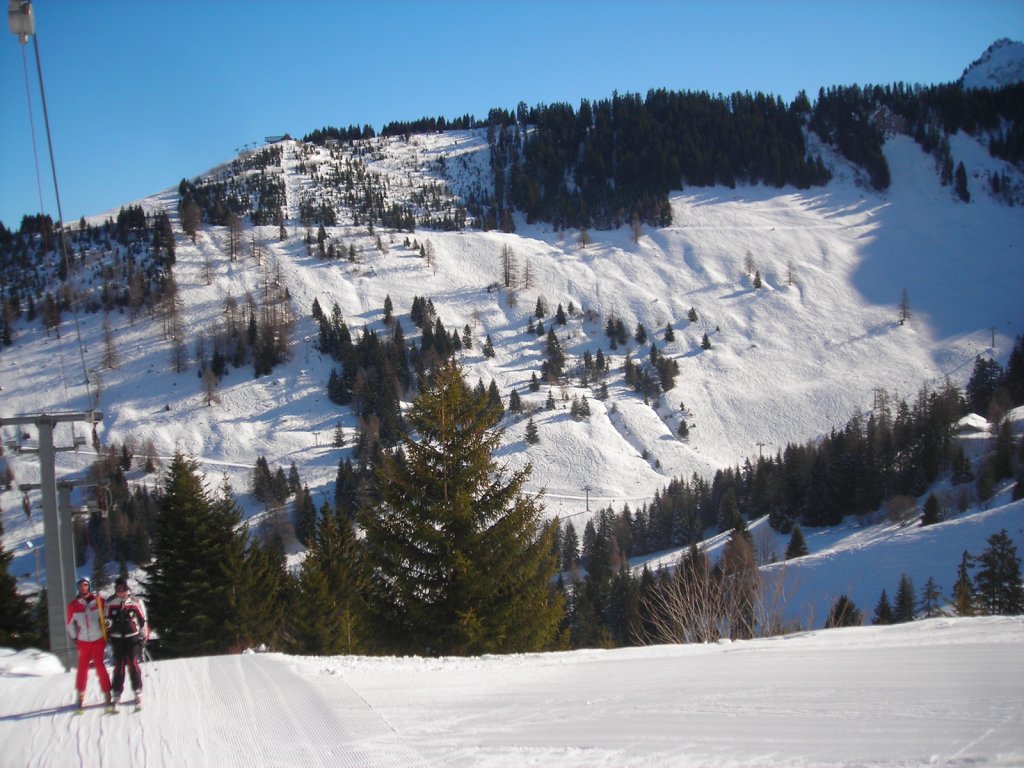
top-left (293, 486), bottom-right (317, 546)
top-left (894, 573), bottom-right (916, 623)
top-left (677, 419), bottom-right (690, 440)
top-left (0, 515), bottom-right (37, 648)
top-left (291, 507), bottom-right (365, 654)
top-left (542, 329), bottom-right (566, 381)
top-left (920, 493), bottom-right (941, 526)
top-left (525, 417), bottom-right (540, 445)
top-left (920, 576), bottom-right (943, 619)
top-left (144, 453), bottom-right (249, 658)
top-left (951, 445), bottom-right (974, 485)
top-left (561, 522), bottom-right (580, 570)
top-left (701, 333), bottom-right (712, 350)
top-left (951, 551), bottom-right (975, 616)
top-left (973, 529), bottom-right (1024, 615)
top-left (359, 362), bottom-right (563, 655)
top-left (784, 525), bottom-right (808, 559)
top-left (954, 161), bottom-right (970, 202)
top-left (966, 356), bottom-right (1002, 414)
top-left (872, 589), bottom-right (894, 625)
top-left (825, 595), bottom-right (862, 628)
top-left (664, 323), bottom-right (675, 343)
top-left (226, 535), bottom-right (287, 651)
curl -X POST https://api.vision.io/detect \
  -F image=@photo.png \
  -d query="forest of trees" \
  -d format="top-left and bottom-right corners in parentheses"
top-left (302, 82), bottom-right (1023, 232)
top-left (3, 330), bottom-right (1022, 656)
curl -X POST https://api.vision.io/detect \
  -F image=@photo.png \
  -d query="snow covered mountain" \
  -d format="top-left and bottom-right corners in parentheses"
top-left (960, 37), bottom-right (1024, 89)
top-left (1, 53), bottom-right (1023, 636)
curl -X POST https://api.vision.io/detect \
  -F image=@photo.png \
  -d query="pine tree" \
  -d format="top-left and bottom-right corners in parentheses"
top-left (293, 486), bottom-right (317, 546)
top-left (872, 589), bottom-right (894, 625)
top-left (784, 525), bottom-right (808, 559)
top-left (144, 453), bottom-right (249, 658)
top-left (508, 388), bottom-right (522, 413)
top-left (951, 551), bottom-right (976, 616)
top-left (664, 323), bottom-right (675, 343)
top-left (920, 576), bottom-right (943, 619)
top-left (0, 514), bottom-right (37, 648)
top-left (525, 417), bottom-right (540, 445)
top-left (954, 161), bottom-right (970, 202)
top-left (291, 507), bottom-right (365, 654)
top-left (677, 419), bottom-right (689, 440)
top-left (920, 493), bottom-right (941, 526)
top-left (951, 445), bottom-right (974, 485)
top-left (899, 289), bottom-right (911, 325)
top-left (701, 333), bottom-right (712, 350)
top-left (973, 530), bottom-right (1024, 615)
top-left (894, 573), bottom-right (916, 623)
top-left (826, 595), bottom-right (862, 628)
top-left (359, 362), bottom-right (562, 655)
top-left (226, 536), bottom-right (287, 651)
top-left (561, 521), bottom-right (580, 570)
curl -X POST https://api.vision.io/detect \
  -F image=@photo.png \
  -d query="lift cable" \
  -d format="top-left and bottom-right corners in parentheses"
top-left (18, 42), bottom-right (45, 214)
top-left (14, 3), bottom-right (96, 431)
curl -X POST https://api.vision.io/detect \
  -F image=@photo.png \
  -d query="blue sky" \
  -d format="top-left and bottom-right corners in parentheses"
top-left (1, 0), bottom-right (1021, 229)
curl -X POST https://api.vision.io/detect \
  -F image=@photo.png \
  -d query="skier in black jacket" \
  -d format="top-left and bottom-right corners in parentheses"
top-left (105, 577), bottom-right (149, 707)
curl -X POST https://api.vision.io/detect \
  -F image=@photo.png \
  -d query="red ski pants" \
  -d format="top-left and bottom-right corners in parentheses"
top-left (74, 638), bottom-right (111, 695)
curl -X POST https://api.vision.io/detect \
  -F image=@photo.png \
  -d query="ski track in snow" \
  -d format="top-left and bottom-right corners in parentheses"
top-left (3, 653), bottom-right (427, 768)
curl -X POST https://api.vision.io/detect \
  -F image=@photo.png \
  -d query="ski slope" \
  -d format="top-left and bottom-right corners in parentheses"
top-left (1, 617), bottom-right (1021, 767)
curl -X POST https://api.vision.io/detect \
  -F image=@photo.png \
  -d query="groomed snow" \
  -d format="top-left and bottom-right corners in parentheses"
top-left (1, 617), bottom-right (1021, 767)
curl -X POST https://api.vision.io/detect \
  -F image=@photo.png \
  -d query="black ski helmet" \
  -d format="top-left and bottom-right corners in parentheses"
top-left (115, 577), bottom-right (129, 592)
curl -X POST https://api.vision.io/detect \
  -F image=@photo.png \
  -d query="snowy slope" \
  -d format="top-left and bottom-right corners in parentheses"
top-left (0, 617), bottom-right (1021, 767)
top-left (961, 38), bottom-right (1024, 89)
top-left (1, 122), bottom-right (1023, 629)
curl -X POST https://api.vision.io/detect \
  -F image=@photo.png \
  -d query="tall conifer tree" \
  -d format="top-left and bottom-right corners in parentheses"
top-left (144, 453), bottom-right (248, 658)
top-left (359, 362), bottom-right (562, 655)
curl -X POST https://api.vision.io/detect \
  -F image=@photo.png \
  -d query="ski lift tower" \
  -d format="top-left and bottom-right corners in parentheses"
top-left (2, 412), bottom-right (102, 669)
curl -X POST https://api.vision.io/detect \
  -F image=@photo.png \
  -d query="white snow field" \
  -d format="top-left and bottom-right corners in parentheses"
top-left (1, 616), bottom-right (1021, 768)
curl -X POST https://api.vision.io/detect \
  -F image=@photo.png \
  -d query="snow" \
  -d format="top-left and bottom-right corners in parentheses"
top-left (0, 617), bottom-right (1021, 766)
top-left (961, 38), bottom-right (1024, 90)
top-left (3, 130), bottom-right (1020, 532)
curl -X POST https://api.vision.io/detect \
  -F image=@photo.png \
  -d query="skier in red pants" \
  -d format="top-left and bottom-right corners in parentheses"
top-left (65, 577), bottom-right (112, 709)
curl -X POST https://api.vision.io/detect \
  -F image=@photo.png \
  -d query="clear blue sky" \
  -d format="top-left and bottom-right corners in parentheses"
top-left (1, 0), bottom-right (1021, 229)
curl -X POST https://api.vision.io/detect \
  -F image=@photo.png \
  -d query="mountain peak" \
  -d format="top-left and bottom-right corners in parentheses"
top-left (960, 38), bottom-right (1024, 90)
